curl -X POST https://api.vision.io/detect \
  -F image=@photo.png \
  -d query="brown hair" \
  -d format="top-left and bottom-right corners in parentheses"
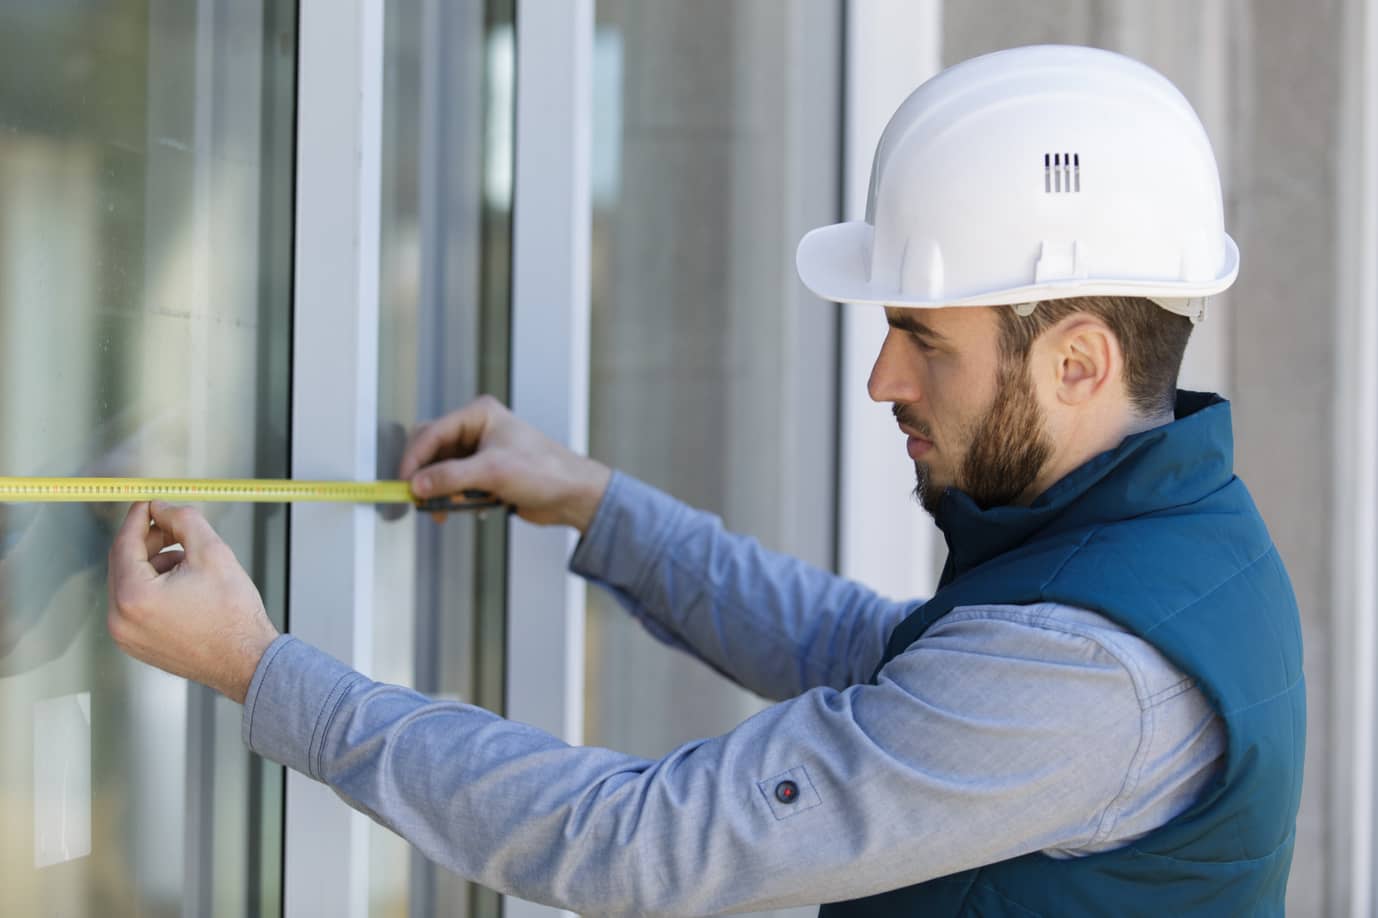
top-left (995, 296), bottom-right (1193, 416)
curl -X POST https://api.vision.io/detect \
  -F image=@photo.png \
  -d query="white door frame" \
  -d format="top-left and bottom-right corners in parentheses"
top-left (1331, 0), bottom-right (1378, 914)
top-left (836, 0), bottom-right (944, 600)
top-left (284, 1), bottom-right (595, 916)
top-left (502, 2), bottom-right (594, 915)
top-left (284, 0), bottom-right (385, 915)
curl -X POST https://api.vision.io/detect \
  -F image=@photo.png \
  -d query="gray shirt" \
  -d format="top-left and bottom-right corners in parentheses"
top-left (242, 472), bottom-right (1225, 916)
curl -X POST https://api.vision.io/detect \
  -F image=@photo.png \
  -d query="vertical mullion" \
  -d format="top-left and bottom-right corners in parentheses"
top-left (836, 0), bottom-right (944, 598)
top-left (413, 0), bottom-right (446, 703)
top-left (408, 2), bottom-right (445, 914)
top-left (503, 1), bottom-right (593, 916)
top-left (1334, 0), bottom-right (1378, 914)
top-left (285, 1), bottom-right (384, 916)
top-left (181, 0), bottom-right (219, 913)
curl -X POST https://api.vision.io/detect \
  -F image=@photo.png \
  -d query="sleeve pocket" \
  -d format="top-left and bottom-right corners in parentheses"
top-left (755, 764), bottom-right (823, 820)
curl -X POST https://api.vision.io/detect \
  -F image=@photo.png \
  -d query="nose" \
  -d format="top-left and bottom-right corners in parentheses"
top-left (867, 328), bottom-right (923, 404)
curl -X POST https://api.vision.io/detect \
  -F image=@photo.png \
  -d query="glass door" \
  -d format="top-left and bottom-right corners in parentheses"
top-left (370, 1), bottom-right (514, 915)
top-left (1, 2), bottom-right (523, 914)
top-left (0, 1), bottom-right (296, 915)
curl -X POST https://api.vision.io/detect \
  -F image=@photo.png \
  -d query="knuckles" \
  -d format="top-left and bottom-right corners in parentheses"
top-left (169, 505), bottom-right (204, 529)
top-left (110, 579), bottom-right (150, 622)
top-left (205, 541), bottom-right (238, 571)
top-left (106, 609), bottom-right (132, 650)
top-left (484, 452), bottom-right (512, 488)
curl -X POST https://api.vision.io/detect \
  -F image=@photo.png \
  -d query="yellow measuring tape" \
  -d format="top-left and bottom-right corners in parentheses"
top-left (0, 477), bottom-right (501, 511)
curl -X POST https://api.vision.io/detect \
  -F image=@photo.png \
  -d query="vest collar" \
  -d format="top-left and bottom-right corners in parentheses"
top-left (933, 390), bottom-right (1235, 581)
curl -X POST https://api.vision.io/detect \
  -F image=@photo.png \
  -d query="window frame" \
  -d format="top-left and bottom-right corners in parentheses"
top-left (285, 2), bottom-right (593, 916)
top-left (1332, 0), bottom-right (1378, 913)
top-left (836, 0), bottom-right (945, 599)
top-left (284, 0), bottom-right (386, 915)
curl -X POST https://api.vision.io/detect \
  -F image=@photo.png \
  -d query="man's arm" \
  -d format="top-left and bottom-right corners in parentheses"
top-left (572, 470), bottom-right (911, 697)
top-left (402, 396), bottom-right (911, 697)
top-left (105, 500), bottom-right (1221, 917)
top-left (239, 608), bottom-right (1215, 917)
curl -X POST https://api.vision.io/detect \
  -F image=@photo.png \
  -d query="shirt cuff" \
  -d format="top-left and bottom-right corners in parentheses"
top-left (568, 470), bottom-right (687, 593)
top-left (240, 634), bottom-right (365, 779)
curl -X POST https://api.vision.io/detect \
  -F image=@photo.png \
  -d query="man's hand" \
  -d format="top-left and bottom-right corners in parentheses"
top-left (401, 395), bottom-right (612, 532)
top-left (107, 501), bottom-right (279, 704)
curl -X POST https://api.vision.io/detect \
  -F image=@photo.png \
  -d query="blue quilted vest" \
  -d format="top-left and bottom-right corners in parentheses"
top-left (819, 391), bottom-right (1305, 917)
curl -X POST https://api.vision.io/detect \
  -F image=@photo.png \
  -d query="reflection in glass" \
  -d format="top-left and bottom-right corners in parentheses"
top-left (0, 2), bottom-right (295, 915)
top-left (371, 1), bottom-right (513, 916)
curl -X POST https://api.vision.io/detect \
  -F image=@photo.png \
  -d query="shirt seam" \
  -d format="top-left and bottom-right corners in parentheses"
top-left (308, 671), bottom-right (364, 781)
top-left (242, 634), bottom-right (295, 753)
top-left (936, 604), bottom-right (1163, 709)
top-left (626, 482), bottom-right (694, 603)
top-left (1089, 678), bottom-right (1155, 846)
top-left (1143, 675), bottom-right (1197, 707)
top-left (571, 469), bottom-right (626, 572)
top-left (932, 602), bottom-right (1159, 850)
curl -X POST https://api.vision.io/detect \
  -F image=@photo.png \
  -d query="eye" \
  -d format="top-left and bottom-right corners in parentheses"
top-left (909, 333), bottom-right (937, 353)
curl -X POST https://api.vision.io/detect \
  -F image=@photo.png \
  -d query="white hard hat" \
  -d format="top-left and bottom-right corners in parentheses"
top-left (796, 45), bottom-right (1238, 321)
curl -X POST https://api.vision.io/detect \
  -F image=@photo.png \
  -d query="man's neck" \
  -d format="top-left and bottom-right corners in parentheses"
top-left (1016, 408), bottom-right (1175, 506)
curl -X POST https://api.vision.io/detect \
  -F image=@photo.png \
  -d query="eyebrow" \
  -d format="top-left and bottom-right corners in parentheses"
top-left (885, 310), bottom-right (947, 342)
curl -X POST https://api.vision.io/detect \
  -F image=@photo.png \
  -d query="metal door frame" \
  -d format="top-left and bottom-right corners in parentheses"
top-left (285, 2), bottom-right (592, 915)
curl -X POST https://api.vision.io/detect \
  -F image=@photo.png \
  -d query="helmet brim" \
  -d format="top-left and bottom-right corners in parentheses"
top-left (796, 221), bottom-right (1240, 312)
top-left (796, 221), bottom-right (883, 305)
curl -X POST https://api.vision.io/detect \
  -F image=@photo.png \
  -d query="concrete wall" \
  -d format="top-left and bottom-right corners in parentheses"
top-left (584, 7), bottom-right (842, 915)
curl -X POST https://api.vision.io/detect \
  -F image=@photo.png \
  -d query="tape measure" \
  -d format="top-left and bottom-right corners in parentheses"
top-left (0, 477), bottom-right (503, 512)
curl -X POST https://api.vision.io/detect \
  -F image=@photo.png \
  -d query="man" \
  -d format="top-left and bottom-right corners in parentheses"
top-left (107, 45), bottom-right (1303, 915)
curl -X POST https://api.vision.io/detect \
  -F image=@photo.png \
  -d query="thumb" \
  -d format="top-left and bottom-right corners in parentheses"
top-left (410, 453), bottom-right (499, 500)
top-left (149, 502), bottom-right (222, 561)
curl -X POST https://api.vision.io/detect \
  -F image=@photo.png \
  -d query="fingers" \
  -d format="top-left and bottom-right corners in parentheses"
top-left (112, 502), bottom-right (153, 567)
top-left (409, 454), bottom-right (495, 500)
top-left (109, 503), bottom-right (157, 606)
top-left (145, 522), bottom-right (180, 559)
top-left (399, 422), bottom-right (438, 481)
top-left (399, 395), bottom-right (506, 480)
top-left (150, 549), bottom-right (186, 575)
top-left (148, 502), bottom-right (221, 561)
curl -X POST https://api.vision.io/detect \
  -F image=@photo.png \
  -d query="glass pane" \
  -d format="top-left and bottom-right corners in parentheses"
top-left (0, 2), bottom-right (295, 915)
top-left (586, 2), bottom-right (841, 915)
top-left (371, 1), bottom-right (513, 916)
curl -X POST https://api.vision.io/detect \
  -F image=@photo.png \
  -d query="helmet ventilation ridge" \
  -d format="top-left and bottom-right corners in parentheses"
top-left (1045, 153), bottom-right (1081, 193)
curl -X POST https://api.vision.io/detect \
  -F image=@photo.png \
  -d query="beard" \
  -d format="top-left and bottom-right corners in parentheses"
top-left (902, 354), bottom-right (1053, 514)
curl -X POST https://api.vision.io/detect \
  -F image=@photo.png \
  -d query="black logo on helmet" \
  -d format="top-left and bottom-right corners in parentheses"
top-left (1044, 153), bottom-right (1080, 193)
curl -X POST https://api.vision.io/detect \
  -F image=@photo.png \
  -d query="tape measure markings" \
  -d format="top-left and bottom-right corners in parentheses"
top-left (0, 477), bottom-right (424, 505)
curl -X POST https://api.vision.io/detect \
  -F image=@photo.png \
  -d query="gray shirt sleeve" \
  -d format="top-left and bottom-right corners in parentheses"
top-left (240, 472), bottom-right (1224, 915)
top-left (570, 471), bottom-right (913, 699)
top-left (241, 604), bottom-right (1223, 916)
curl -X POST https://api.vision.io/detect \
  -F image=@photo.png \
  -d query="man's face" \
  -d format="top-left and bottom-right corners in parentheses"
top-left (869, 306), bottom-right (1052, 514)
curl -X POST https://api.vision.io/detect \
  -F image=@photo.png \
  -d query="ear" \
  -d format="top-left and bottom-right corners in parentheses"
top-left (1046, 317), bottom-right (1117, 406)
